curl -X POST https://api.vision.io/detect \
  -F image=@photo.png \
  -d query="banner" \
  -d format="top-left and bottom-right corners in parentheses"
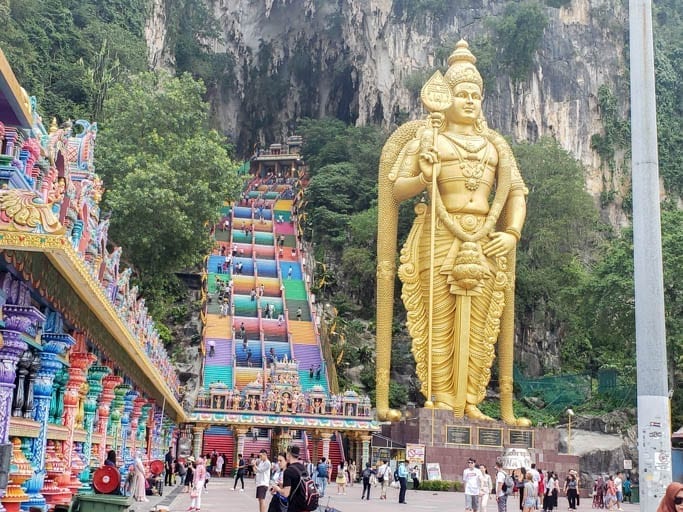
top-left (406, 443), bottom-right (425, 464)
top-left (426, 462), bottom-right (441, 481)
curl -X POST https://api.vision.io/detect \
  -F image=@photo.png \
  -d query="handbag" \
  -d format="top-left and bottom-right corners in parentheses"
top-left (268, 493), bottom-right (288, 512)
top-left (190, 487), bottom-right (199, 498)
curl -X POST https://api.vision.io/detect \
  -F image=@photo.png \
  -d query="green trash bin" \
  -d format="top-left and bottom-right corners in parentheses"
top-left (73, 493), bottom-right (132, 512)
top-left (631, 484), bottom-right (639, 504)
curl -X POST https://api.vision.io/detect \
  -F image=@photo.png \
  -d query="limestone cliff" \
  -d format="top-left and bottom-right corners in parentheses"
top-left (144, 0), bottom-right (630, 376)
top-left (145, 0), bottom-right (628, 208)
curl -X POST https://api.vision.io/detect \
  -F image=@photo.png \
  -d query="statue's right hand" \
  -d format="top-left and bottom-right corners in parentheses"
top-left (419, 150), bottom-right (439, 180)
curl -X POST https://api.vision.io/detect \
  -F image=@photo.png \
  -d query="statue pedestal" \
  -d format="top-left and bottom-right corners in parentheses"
top-left (380, 408), bottom-right (580, 481)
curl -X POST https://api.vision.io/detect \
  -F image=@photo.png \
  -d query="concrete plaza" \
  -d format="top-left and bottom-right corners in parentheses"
top-left (129, 475), bottom-right (642, 512)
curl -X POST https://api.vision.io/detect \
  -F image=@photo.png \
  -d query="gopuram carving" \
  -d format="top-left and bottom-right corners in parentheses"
top-left (376, 40), bottom-right (529, 426)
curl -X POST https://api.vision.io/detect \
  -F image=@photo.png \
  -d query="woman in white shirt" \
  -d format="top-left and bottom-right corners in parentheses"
top-left (480, 465), bottom-right (492, 510)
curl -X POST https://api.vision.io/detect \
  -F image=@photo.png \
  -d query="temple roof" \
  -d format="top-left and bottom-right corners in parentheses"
top-left (0, 49), bottom-right (33, 128)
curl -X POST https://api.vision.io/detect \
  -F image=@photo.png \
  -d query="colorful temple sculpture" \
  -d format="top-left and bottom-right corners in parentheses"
top-left (0, 49), bottom-right (184, 510)
top-left (189, 139), bottom-right (379, 475)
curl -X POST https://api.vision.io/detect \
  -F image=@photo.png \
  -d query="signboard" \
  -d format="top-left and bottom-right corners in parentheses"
top-left (509, 429), bottom-right (534, 448)
top-left (623, 459), bottom-right (633, 470)
top-left (446, 426), bottom-right (472, 445)
top-left (406, 443), bottom-right (425, 464)
top-left (426, 462), bottom-right (442, 481)
top-left (478, 427), bottom-right (503, 447)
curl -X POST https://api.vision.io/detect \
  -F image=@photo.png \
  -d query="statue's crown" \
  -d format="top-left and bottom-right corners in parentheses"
top-left (444, 40), bottom-right (483, 91)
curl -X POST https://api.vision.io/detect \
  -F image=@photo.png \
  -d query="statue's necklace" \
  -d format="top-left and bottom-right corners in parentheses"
top-left (443, 133), bottom-right (490, 191)
top-left (444, 133), bottom-right (488, 153)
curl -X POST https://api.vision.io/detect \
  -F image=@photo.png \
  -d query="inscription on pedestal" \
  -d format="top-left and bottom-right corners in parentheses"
top-left (508, 429), bottom-right (534, 448)
top-left (478, 427), bottom-right (503, 447)
top-left (446, 425), bottom-right (471, 445)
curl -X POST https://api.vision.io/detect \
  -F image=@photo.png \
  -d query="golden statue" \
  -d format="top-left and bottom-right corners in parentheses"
top-left (376, 40), bottom-right (530, 426)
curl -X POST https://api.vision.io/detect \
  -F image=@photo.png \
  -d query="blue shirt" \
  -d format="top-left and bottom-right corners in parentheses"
top-left (398, 464), bottom-right (409, 478)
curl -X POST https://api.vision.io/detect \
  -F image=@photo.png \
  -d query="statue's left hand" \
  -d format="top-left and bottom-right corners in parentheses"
top-left (483, 231), bottom-right (517, 257)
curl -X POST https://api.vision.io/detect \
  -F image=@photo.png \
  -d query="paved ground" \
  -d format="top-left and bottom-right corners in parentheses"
top-left (128, 476), bottom-right (642, 511)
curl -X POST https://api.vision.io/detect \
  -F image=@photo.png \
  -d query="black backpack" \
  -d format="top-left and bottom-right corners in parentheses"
top-left (294, 465), bottom-right (320, 511)
top-left (394, 469), bottom-right (400, 482)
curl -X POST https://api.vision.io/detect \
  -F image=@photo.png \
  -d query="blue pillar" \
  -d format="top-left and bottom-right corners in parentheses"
top-left (24, 333), bottom-right (73, 511)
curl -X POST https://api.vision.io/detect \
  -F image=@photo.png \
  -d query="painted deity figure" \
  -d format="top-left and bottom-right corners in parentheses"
top-left (376, 40), bottom-right (529, 426)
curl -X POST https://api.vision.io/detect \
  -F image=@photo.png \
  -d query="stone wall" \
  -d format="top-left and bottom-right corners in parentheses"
top-left (384, 408), bottom-right (581, 488)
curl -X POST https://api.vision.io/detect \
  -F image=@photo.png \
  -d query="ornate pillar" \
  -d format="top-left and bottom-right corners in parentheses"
top-left (23, 354), bottom-right (41, 419)
top-left (276, 428), bottom-right (292, 454)
top-left (48, 367), bottom-right (68, 425)
top-left (2, 305), bottom-right (44, 443)
top-left (108, 384), bottom-right (129, 447)
top-left (192, 425), bottom-right (206, 459)
top-left (98, 374), bottom-right (122, 464)
top-left (81, 364), bottom-right (109, 484)
top-left (62, 351), bottom-right (95, 476)
top-left (321, 432), bottom-right (332, 461)
top-left (361, 435), bottom-right (372, 469)
top-left (11, 350), bottom-right (32, 417)
top-left (129, 396), bottom-right (146, 459)
top-left (137, 403), bottom-right (152, 450)
top-left (28, 332), bottom-right (73, 512)
top-left (121, 388), bottom-right (137, 467)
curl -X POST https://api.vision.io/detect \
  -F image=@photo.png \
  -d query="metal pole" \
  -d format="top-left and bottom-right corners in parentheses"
top-left (629, 0), bottom-right (672, 507)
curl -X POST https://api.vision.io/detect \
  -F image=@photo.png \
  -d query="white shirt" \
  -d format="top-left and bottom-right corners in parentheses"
top-left (614, 476), bottom-right (622, 493)
top-left (255, 459), bottom-right (272, 487)
top-left (463, 467), bottom-right (483, 496)
top-left (496, 470), bottom-right (506, 498)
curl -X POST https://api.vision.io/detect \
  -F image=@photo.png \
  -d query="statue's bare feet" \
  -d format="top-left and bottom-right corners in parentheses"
top-left (377, 408), bottom-right (402, 422)
top-left (501, 413), bottom-right (532, 427)
top-left (465, 404), bottom-right (494, 421)
top-left (434, 401), bottom-right (453, 410)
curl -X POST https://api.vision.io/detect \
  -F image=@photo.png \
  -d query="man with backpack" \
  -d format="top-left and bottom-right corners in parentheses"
top-left (315, 457), bottom-right (329, 498)
top-left (496, 460), bottom-right (514, 512)
top-left (271, 445), bottom-right (319, 512)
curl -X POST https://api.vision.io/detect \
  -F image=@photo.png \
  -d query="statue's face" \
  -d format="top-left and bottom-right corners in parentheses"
top-left (447, 82), bottom-right (482, 126)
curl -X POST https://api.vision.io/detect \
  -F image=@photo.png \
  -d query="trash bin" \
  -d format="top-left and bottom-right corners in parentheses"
top-left (631, 484), bottom-right (639, 504)
top-left (72, 493), bottom-right (132, 512)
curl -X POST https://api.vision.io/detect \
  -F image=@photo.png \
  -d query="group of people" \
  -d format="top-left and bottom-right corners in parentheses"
top-left (592, 472), bottom-right (631, 510)
top-left (457, 459), bottom-right (588, 512)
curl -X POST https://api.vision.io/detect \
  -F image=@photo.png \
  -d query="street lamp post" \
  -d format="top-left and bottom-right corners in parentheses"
top-left (567, 408), bottom-right (575, 455)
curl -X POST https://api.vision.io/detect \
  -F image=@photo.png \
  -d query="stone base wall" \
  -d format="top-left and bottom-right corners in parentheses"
top-left (382, 408), bottom-right (583, 492)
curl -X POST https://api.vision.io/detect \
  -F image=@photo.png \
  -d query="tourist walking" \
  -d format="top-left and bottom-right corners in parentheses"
top-left (410, 465), bottom-right (420, 490)
top-left (254, 449), bottom-right (272, 512)
top-left (189, 457), bottom-right (206, 511)
top-left (233, 453), bottom-right (246, 491)
top-left (348, 460), bottom-right (357, 487)
top-left (360, 462), bottom-right (374, 500)
top-left (164, 447), bottom-right (174, 487)
top-left (463, 458), bottom-right (484, 512)
top-left (316, 457), bottom-right (330, 498)
top-left (183, 457), bottom-right (195, 493)
top-left (480, 464), bottom-right (492, 510)
top-left (495, 461), bottom-right (508, 512)
top-left (522, 473), bottom-right (538, 512)
top-left (216, 453), bottom-right (224, 478)
top-left (270, 446), bottom-right (308, 512)
top-left (132, 453), bottom-right (148, 502)
top-left (564, 472), bottom-right (579, 510)
top-left (544, 471), bottom-right (556, 511)
top-left (397, 460), bottom-right (409, 504)
top-left (377, 459), bottom-right (390, 500)
top-left (336, 462), bottom-right (348, 495)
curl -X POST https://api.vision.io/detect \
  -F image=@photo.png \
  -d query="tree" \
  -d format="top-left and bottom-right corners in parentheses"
top-left (513, 138), bottom-right (606, 371)
top-left (97, 71), bottom-right (242, 278)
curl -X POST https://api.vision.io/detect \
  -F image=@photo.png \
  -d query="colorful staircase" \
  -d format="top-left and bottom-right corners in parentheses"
top-left (201, 176), bottom-right (328, 394)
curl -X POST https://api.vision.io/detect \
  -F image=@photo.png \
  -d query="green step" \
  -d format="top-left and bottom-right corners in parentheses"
top-left (204, 366), bottom-right (233, 389)
top-left (283, 281), bottom-right (307, 301)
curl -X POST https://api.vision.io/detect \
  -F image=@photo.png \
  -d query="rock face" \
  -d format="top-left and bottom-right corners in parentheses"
top-left (558, 411), bottom-right (638, 486)
top-left (145, 0), bottom-right (628, 202)
top-left (143, 0), bottom-right (630, 379)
